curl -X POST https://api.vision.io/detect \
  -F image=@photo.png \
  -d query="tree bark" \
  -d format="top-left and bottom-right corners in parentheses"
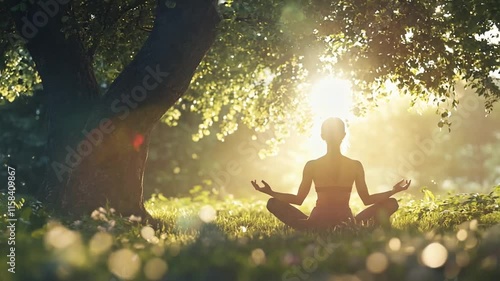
top-left (9, 0), bottom-right (220, 218)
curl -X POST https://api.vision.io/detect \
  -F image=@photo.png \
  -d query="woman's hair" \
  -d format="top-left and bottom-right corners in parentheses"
top-left (321, 117), bottom-right (346, 144)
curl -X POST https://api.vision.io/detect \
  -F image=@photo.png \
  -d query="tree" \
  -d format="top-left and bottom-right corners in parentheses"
top-left (2, 0), bottom-right (220, 218)
top-left (1, 0), bottom-right (499, 217)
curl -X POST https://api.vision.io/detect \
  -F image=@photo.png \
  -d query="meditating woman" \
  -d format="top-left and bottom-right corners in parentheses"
top-left (251, 117), bottom-right (411, 230)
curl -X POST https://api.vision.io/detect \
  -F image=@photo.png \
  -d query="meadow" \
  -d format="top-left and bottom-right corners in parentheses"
top-left (1, 186), bottom-right (500, 281)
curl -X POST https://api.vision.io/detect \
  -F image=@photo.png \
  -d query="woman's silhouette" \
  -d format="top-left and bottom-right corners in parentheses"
top-left (251, 117), bottom-right (411, 230)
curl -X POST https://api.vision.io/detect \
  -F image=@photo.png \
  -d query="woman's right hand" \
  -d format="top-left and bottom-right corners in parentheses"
top-left (251, 180), bottom-right (273, 195)
top-left (393, 179), bottom-right (411, 193)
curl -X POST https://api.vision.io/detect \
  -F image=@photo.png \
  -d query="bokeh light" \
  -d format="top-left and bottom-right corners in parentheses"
top-left (44, 224), bottom-right (80, 249)
top-left (141, 226), bottom-right (156, 240)
top-left (89, 232), bottom-right (113, 256)
top-left (456, 251), bottom-right (470, 267)
top-left (366, 252), bottom-right (389, 274)
top-left (108, 249), bottom-right (141, 280)
top-left (469, 219), bottom-right (478, 231)
top-left (388, 237), bottom-right (402, 251)
top-left (199, 205), bottom-right (217, 223)
top-left (464, 236), bottom-right (478, 249)
top-left (144, 258), bottom-right (168, 280)
top-left (251, 248), bottom-right (266, 265)
top-left (456, 229), bottom-right (468, 241)
top-left (421, 242), bottom-right (448, 268)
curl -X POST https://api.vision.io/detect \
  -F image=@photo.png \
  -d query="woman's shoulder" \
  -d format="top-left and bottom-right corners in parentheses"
top-left (342, 156), bottom-right (363, 167)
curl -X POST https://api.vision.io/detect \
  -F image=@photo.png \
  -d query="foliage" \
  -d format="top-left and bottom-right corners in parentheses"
top-left (1, 186), bottom-right (500, 281)
top-left (1, 0), bottom-right (499, 144)
top-left (394, 186), bottom-right (500, 230)
top-left (0, 93), bottom-right (47, 196)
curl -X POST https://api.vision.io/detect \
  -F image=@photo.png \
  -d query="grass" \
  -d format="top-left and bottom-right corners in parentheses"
top-left (1, 186), bottom-right (500, 281)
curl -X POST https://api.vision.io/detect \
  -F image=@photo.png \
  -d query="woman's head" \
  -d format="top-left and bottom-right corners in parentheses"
top-left (321, 117), bottom-right (346, 145)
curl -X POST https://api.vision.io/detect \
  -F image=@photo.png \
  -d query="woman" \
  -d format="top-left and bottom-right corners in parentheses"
top-left (251, 117), bottom-right (411, 230)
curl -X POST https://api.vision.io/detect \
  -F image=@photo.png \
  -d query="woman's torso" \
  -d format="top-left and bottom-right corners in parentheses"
top-left (308, 155), bottom-right (358, 225)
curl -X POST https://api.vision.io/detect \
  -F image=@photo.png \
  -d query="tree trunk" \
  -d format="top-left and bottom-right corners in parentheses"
top-left (46, 115), bottom-right (154, 216)
top-left (9, 0), bottom-right (220, 218)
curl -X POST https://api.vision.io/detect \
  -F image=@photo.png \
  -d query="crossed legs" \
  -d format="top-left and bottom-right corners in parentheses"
top-left (266, 197), bottom-right (399, 230)
top-left (266, 198), bottom-right (309, 230)
top-left (355, 198), bottom-right (399, 226)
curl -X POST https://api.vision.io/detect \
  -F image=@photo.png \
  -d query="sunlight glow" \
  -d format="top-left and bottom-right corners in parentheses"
top-left (308, 77), bottom-right (353, 121)
top-left (305, 77), bottom-right (354, 157)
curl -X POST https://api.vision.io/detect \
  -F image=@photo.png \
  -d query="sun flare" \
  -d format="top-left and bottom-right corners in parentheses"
top-left (305, 77), bottom-right (354, 157)
top-left (308, 77), bottom-right (353, 121)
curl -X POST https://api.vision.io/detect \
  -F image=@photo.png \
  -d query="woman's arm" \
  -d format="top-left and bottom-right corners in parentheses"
top-left (354, 161), bottom-right (410, 206)
top-left (251, 161), bottom-right (313, 205)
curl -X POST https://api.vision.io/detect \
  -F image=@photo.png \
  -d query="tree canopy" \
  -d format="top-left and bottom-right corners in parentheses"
top-left (1, 0), bottom-right (499, 141)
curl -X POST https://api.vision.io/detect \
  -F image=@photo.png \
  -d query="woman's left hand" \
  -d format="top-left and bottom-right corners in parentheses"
top-left (393, 179), bottom-right (411, 193)
top-left (251, 180), bottom-right (273, 195)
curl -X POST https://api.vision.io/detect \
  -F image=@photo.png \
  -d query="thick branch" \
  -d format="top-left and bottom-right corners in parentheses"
top-left (101, 0), bottom-right (221, 129)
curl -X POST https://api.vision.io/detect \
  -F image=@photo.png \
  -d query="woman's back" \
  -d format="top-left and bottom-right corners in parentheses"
top-left (312, 155), bottom-right (358, 187)
top-left (311, 155), bottom-right (358, 211)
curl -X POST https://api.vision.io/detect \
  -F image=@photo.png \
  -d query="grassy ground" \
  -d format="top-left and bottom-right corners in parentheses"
top-left (1, 186), bottom-right (500, 281)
